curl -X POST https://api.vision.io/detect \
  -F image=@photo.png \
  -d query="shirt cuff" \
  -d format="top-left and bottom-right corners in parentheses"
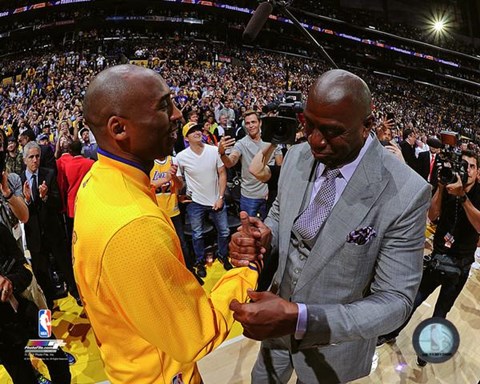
top-left (294, 303), bottom-right (307, 340)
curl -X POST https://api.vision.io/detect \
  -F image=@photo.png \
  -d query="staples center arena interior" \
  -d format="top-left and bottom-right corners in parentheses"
top-left (0, 0), bottom-right (479, 383)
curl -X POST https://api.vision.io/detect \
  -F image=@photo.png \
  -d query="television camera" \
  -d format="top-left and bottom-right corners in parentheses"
top-left (261, 91), bottom-right (303, 145)
top-left (436, 131), bottom-right (468, 185)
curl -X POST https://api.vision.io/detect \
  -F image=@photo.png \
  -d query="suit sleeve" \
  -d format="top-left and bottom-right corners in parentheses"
top-left (298, 182), bottom-right (431, 347)
top-left (101, 216), bottom-right (259, 363)
top-left (7, 173), bottom-right (23, 197)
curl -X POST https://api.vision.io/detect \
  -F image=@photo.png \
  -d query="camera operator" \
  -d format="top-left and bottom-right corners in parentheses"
top-left (378, 150), bottom-right (480, 366)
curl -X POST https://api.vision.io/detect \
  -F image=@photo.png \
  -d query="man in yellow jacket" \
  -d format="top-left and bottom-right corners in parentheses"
top-left (73, 64), bottom-right (262, 383)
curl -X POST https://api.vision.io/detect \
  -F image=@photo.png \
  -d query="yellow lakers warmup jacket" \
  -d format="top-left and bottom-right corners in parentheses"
top-left (73, 149), bottom-right (259, 384)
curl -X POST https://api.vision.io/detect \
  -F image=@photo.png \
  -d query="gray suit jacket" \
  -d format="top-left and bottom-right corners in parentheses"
top-left (264, 138), bottom-right (431, 383)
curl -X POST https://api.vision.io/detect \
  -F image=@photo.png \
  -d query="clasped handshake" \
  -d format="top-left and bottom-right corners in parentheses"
top-left (228, 212), bottom-right (299, 341)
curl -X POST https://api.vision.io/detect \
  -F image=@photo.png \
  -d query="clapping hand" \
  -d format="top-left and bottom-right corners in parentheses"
top-left (39, 181), bottom-right (48, 199)
top-left (23, 181), bottom-right (32, 203)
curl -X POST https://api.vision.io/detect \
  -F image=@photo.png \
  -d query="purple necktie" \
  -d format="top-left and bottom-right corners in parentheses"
top-left (293, 168), bottom-right (340, 239)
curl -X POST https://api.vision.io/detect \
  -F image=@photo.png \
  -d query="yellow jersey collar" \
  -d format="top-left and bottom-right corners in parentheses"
top-left (97, 147), bottom-right (150, 178)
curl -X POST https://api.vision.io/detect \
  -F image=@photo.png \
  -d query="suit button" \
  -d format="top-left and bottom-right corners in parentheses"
top-left (299, 255), bottom-right (306, 261)
top-left (292, 280), bottom-right (297, 286)
top-left (294, 268), bottom-right (300, 274)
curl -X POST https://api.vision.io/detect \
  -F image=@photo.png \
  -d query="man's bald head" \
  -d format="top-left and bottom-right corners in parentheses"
top-left (82, 64), bottom-right (180, 166)
top-left (304, 69), bottom-right (374, 168)
top-left (308, 69), bottom-right (372, 119)
top-left (83, 64), bottom-right (165, 139)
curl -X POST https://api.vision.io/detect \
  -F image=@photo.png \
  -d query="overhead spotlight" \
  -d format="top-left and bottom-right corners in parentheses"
top-left (421, 9), bottom-right (453, 42)
top-left (433, 20), bottom-right (444, 32)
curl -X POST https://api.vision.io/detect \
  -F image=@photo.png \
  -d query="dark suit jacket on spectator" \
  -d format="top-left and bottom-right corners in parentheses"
top-left (417, 151), bottom-right (439, 190)
top-left (20, 167), bottom-right (62, 253)
top-left (400, 140), bottom-right (418, 172)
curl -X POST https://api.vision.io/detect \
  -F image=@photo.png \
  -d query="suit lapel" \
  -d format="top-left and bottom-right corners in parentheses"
top-left (293, 140), bottom-right (388, 293)
top-left (276, 144), bottom-right (316, 283)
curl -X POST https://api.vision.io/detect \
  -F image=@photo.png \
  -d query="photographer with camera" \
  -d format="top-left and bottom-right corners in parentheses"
top-left (378, 150), bottom-right (480, 367)
top-left (218, 110), bottom-right (282, 220)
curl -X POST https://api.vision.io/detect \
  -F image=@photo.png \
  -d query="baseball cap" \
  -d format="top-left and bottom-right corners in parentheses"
top-left (79, 127), bottom-right (90, 136)
top-left (37, 134), bottom-right (49, 142)
top-left (182, 123), bottom-right (202, 138)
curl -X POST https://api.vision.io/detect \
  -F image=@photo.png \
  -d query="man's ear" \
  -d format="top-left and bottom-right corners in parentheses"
top-left (107, 116), bottom-right (127, 140)
top-left (363, 114), bottom-right (374, 137)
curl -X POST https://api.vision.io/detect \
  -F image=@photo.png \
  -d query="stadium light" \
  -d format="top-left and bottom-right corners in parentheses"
top-left (421, 9), bottom-right (453, 42)
top-left (433, 19), bottom-right (444, 32)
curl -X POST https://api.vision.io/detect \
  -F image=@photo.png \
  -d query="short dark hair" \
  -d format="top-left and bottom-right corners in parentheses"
top-left (462, 150), bottom-right (479, 168)
top-left (20, 129), bottom-right (36, 142)
top-left (403, 128), bottom-right (413, 141)
top-left (69, 140), bottom-right (83, 156)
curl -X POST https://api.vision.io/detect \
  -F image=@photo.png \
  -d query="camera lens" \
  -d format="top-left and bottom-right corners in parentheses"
top-left (439, 167), bottom-right (455, 185)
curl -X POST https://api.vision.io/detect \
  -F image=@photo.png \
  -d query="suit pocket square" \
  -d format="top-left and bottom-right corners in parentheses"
top-left (346, 226), bottom-right (376, 245)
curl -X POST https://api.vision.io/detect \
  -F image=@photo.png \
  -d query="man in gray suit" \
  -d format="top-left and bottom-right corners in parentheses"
top-left (229, 69), bottom-right (431, 383)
